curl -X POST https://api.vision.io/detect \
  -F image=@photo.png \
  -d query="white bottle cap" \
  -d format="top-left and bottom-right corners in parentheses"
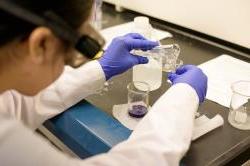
top-left (134, 16), bottom-right (150, 28)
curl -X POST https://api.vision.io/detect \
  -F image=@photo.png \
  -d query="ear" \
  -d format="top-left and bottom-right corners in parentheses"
top-left (28, 27), bottom-right (59, 64)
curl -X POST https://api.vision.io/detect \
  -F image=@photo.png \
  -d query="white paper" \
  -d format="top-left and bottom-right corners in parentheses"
top-left (199, 55), bottom-right (250, 108)
top-left (192, 115), bottom-right (224, 141)
top-left (101, 22), bottom-right (173, 49)
top-left (113, 104), bottom-right (224, 141)
top-left (194, 115), bottom-right (210, 127)
top-left (112, 103), bottom-right (148, 130)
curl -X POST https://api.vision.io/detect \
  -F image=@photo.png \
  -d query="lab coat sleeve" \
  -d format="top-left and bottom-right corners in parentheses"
top-left (0, 83), bottom-right (199, 166)
top-left (84, 83), bottom-right (199, 166)
top-left (2, 60), bottom-right (106, 129)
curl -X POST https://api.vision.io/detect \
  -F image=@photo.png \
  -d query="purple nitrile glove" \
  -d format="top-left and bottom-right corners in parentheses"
top-left (98, 33), bottom-right (159, 80)
top-left (168, 65), bottom-right (208, 103)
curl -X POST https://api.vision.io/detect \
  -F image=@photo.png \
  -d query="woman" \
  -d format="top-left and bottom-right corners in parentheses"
top-left (0, 0), bottom-right (207, 165)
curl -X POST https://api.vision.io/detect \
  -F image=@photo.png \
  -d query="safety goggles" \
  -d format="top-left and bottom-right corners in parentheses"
top-left (0, 0), bottom-right (105, 62)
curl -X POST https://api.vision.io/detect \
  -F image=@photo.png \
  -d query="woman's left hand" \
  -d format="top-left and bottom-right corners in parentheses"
top-left (98, 33), bottom-right (158, 80)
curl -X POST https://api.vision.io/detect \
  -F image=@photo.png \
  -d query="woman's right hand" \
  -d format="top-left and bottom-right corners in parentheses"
top-left (98, 33), bottom-right (158, 80)
top-left (168, 65), bottom-right (208, 103)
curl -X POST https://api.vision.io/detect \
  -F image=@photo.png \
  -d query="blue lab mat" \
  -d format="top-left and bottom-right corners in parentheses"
top-left (44, 100), bottom-right (132, 159)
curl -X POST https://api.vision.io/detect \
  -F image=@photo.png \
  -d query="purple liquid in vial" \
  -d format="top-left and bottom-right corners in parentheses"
top-left (128, 105), bottom-right (148, 118)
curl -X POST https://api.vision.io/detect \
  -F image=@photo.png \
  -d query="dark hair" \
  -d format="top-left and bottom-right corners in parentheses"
top-left (0, 0), bottom-right (93, 45)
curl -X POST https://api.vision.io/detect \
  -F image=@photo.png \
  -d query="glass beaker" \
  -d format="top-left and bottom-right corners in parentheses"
top-left (228, 81), bottom-right (250, 130)
top-left (127, 82), bottom-right (149, 118)
top-left (161, 44), bottom-right (181, 72)
top-left (166, 59), bottom-right (184, 84)
top-left (92, 0), bottom-right (103, 30)
top-left (132, 48), bottom-right (163, 91)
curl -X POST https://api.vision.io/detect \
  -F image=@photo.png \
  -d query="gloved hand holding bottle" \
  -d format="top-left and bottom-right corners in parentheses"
top-left (98, 33), bottom-right (159, 80)
top-left (168, 65), bottom-right (208, 103)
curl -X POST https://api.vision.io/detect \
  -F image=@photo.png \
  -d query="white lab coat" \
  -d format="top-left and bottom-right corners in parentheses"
top-left (0, 60), bottom-right (199, 166)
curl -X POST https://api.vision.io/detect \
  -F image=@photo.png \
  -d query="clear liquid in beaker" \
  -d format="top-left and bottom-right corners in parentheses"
top-left (133, 56), bottom-right (162, 91)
